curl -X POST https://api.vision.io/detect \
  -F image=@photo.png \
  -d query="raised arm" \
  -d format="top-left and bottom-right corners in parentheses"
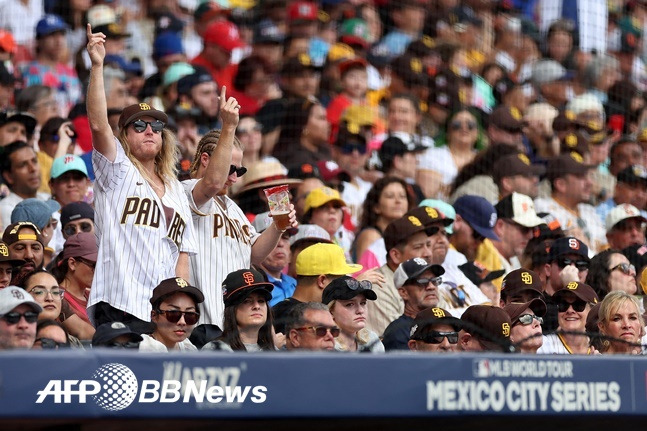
top-left (85, 24), bottom-right (116, 161)
top-left (191, 86), bottom-right (239, 208)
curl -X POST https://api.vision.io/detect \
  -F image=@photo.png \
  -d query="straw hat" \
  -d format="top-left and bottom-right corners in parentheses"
top-left (234, 160), bottom-right (302, 195)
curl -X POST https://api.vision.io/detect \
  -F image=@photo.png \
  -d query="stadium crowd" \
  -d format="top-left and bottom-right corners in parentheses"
top-left (0, 0), bottom-right (646, 355)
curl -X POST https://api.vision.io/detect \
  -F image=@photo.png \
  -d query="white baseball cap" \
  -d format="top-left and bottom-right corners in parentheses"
top-left (289, 224), bottom-right (332, 248)
top-left (0, 286), bottom-right (42, 316)
top-left (605, 204), bottom-right (647, 231)
top-left (495, 192), bottom-right (544, 228)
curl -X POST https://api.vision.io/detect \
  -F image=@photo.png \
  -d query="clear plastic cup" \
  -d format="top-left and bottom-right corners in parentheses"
top-left (263, 185), bottom-right (291, 231)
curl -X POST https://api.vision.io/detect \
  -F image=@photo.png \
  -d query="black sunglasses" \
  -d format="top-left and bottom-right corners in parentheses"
top-left (63, 221), bottom-right (93, 237)
top-left (450, 120), bottom-right (476, 131)
top-left (344, 279), bottom-right (372, 291)
top-left (340, 144), bottom-right (367, 155)
top-left (2, 311), bottom-right (39, 325)
top-left (556, 299), bottom-right (587, 313)
top-left (413, 277), bottom-right (443, 287)
top-left (515, 314), bottom-right (543, 326)
top-left (295, 326), bottom-right (341, 337)
top-left (156, 309), bottom-right (200, 325)
top-left (229, 165), bottom-right (247, 177)
top-left (108, 341), bottom-right (141, 349)
top-left (36, 337), bottom-right (69, 349)
top-left (557, 257), bottom-right (589, 271)
top-left (131, 119), bottom-right (164, 134)
top-left (417, 331), bottom-right (459, 344)
top-left (75, 257), bottom-right (96, 270)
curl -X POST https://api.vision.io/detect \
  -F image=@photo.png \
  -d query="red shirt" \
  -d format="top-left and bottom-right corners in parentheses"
top-left (191, 53), bottom-right (236, 90)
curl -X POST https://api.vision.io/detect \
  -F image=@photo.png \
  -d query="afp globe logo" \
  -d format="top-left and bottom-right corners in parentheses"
top-left (91, 363), bottom-right (139, 411)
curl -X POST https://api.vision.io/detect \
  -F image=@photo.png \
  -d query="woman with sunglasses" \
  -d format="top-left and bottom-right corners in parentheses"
top-left (417, 108), bottom-right (483, 199)
top-left (538, 282), bottom-right (599, 354)
top-left (586, 249), bottom-right (637, 300)
top-left (50, 232), bottom-right (98, 340)
top-left (203, 268), bottom-right (276, 352)
top-left (597, 291), bottom-right (645, 354)
top-left (85, 25), bottom-right (198, 332)
top-left (504, 298), bottom-right (547, 354)
top-left (140, 277), bottom-right (204, 352)
top-left (322, 275), bottom-right (384, 353)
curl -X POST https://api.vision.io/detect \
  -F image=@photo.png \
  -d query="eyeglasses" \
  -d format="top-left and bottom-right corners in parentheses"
top-left (63, 221), bottom-right (93, 237)
top-left (515, 314), bottom-right (543, 326)
top-left (28, 288), bottom-right (64, 299)
top-left (36, 337), bottom-right (68, 349)
top-left (610, 262), bottom-right (636, 276)
top-left (344, 278), bottom-right (373, 291)
top-left (75, 257), bottom-right (96, 270)
top-left (229, 165), bottom-right (247, 177)
top-left (339, 143), bottom-right (367, 155)
top-left (413, 277), bottom-right (443, 287)
top-left (108, 341), bottom-right (141, 349)
top-left (2, 311), bottom-right (39, 325)
top-left (556, 299), bottom-right (587, 313)
top-left (131, 119), bottom-right (164, 134)
top-left (417, 331), bottom-right (459, 344)
top-left (237, 124), bottom-right (262, 135)
top-left (556, 257), bottom-right (589, 271)
top-left (294, 326), bottom-right (341, 337)
top-left (450, 120), bottom-right (477, 131)
top-left (156, 309), bottom-right (200, 325)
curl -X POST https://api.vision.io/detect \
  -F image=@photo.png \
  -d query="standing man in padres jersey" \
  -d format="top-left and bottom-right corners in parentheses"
top-left (183, 88), bottom-right (297, 343)
top-left (85, 25), bottom-right (198, 333)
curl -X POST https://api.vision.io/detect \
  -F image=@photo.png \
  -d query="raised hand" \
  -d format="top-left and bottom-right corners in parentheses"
top-left (218, 86), bottom-right (240, 129)
top-left (86, 24), bottom-right (106, 67)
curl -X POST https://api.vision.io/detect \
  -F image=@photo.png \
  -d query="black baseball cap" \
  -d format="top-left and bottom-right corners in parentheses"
top-left (92, 322), bottom-right (143, 347)
top-left (322, 275), bottom-right (377, 305)
top-left (459, 261), bottom-right (504, 287)
top-left (548, 236), bottom-right (589, 262)
top-left (222, 268), bottom-right (273, 307)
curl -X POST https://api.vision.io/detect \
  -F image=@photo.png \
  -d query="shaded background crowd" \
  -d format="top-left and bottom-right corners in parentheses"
top-left (0, 0), bottom-right (646, 356)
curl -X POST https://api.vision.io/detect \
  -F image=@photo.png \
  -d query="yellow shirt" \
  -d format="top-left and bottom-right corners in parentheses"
top-left (475, 239), bottom-right (505, 291)
top-left (37, 151), bottom-right (53, 194)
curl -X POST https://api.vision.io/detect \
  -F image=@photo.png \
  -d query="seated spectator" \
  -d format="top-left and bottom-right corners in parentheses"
top-left (459, 305), bottom-right (513, 352)
top-left (10, 198), bottom-right (59, 265)
top-left (59, 201), bottom-right (94, 240)
top-left (0, 241), bottom-right (23, 288)
top-left (597, 291), bottom-right (644, 355)
top-left (15, 85), bottom-right (59, 129)
top-left (0, 286), bottom-right (41, 350)
top-left (604, 204), bottom-right (646, 251)
top-left (504, 298), bottom-right (546, 354)
top-left (458, 261), bottom-right (505, 305)
top-left (36, 118), bottom-right (76, 194)
top-left (302, 186), bottom-right (349, 253)
top-left (596, 165), bottom-right (647, 224)
top-left (20, 270), bottom-right (62, 323)
top-left (0, 110), bottom-right (37, 147)
top-left (32, 319), bottom-right (70, 349)
top-left (407, 306), bottom-right (461, 353)
top-left (287, 224), bottom-right (332, 279)
top-left (230, 55), bottom-right (274, 116)
top-left (586, 249), bottom-right (637, 300)
top-left (140, 278), bottom-right (203, 352)
top-left (499, 268), bottom-right (543, 307)
top-left (2, 221), bottom-right (45, 285)
top-left (383, 257), bottom-right (444, 351)
top-left (322, 275), bottom-right (384, 353)
top-left (92, 322), bottom-right (143, 349)
top-left (285, 302), bottom-right (337, 351)
top-left (538, 282), bottom-right (598, 355)
top-left (49, 155), bottom-right (90, 207)
top-left (203, 268), bottom-right (276, 352)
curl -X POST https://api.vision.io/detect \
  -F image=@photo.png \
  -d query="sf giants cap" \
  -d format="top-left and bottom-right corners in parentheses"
top-left (150, 277), bottom-right (204, 306)
top-left (553, 281), bottom-right (598, 304)
top-left (410, 307), bottom-right (462, 339)
top-left (296, 243), bottom-right (362, 276)
top-left (501, 269), bottom-right (543, 297)
top-left (118, 102), bottom-right (168, 130)
top-left (393, 257), bottom-right (444, 289)
top-left (222, 268), bottom-right (273, 307)
top-left (461, 305), bottom-right (512, 352)
top-left (494, 193), bottom-right (544, 228)
top-left (383, 214), bottom-right (429, 252)
top-left (605, 203), bottom-right (647, 231)
top-left (0, 286), bottom-right (42, 316)
top-left (548, 236), bottom-right (589, 262)
top-left (2, 222), bottom-right (43, 246)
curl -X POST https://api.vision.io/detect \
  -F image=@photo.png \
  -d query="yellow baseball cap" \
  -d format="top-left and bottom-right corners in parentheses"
top-left (303, 186), bottom-right (347, 214)
top-left (296, 243), bottom-right (362, 276)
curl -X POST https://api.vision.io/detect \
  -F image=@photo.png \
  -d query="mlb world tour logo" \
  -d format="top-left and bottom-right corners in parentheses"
top-left (36, 363), bottom-right (267, 411)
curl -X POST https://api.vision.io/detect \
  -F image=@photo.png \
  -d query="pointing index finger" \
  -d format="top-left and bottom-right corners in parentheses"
top-left (220, 85), bottom-right (226, 102)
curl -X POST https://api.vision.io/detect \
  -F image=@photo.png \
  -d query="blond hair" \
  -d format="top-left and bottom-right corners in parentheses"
top-left (327, 300), bottom-right (370, 348)
top-left (189, 129), bottom-right (244, 177)
top-left (597, 291), bottom-right (645, 351)
top-left (117, 127), bottom-right (178, 185)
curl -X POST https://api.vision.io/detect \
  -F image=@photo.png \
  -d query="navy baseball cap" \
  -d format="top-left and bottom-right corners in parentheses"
top-left (453, 195), bottom-right (499, 241)
top-left (548, 236), bottom-right (589, 261)
top-left (36, 14), bottom-right (69, 38)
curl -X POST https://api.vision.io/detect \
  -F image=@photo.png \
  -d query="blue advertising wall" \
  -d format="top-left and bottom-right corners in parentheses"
top-left (1, 350), bottom-right (646, 418)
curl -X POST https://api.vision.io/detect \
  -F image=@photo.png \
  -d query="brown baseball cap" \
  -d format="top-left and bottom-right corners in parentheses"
top-left (118, 102), bottom-right (168, 130)
top-left (490, 105), bottom-right (525, 133)
top-left (502, 268), bottom-right (543, 297)
top-left (504, 298), bottom-right (547, 325)
top-left (553, 281), bottom-right (599, 304)
top-left (0, 241), bottom-right (25, 266)
top-left (546, 152), bottom-right (596, 181)
top-left (405, 206), bottom-right (453, 228)
top-left (62, 232), bottom-right (98, 261)
top-left (150, 277), bottom-right (205, 306)
top-left (559, 131), bottom-right (589, 157)
top-left (493, 153), bottom-right (544, 183)
top-left (461, 305), bottom-right (512, 352)
top-left (383, 214), bottom-right (429, 251)
top-left (2, 222), bottom-right (43, 246)
top-left (410, 306), bottom-right (462, 340)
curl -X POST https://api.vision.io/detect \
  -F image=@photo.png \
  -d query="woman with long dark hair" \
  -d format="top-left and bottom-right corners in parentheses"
top-left (203, 268), bottom-right (276, 352)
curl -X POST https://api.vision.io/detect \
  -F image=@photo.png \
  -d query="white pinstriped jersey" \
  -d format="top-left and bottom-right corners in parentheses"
top-left (88, 138), bottom-right (198, 322)
top-left (182, 179), bottom-right (260, 327)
